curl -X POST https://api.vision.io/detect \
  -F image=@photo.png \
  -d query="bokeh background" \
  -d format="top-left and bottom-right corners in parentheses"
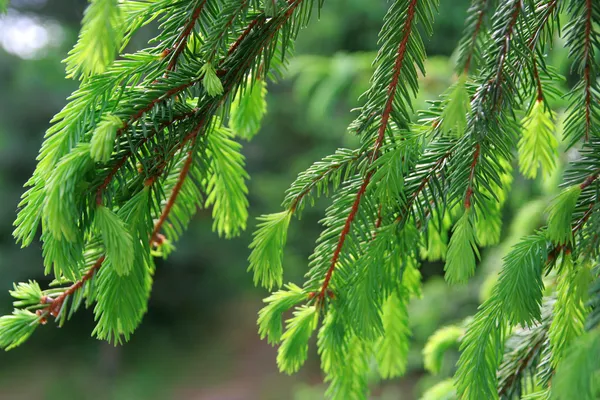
top-left (0, 1), bottom-right (570, 399)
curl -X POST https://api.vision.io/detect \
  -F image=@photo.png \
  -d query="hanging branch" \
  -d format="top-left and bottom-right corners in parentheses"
top-left (317, 0), bottom-right (419, 303)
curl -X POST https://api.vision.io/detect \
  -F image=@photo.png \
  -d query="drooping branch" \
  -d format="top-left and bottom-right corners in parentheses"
top-left (317, 0), bottom-right (419, 302)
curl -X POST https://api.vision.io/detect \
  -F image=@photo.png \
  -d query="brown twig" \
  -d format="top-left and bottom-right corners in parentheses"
top-left (464, 143), bottom-right (481, 209)
top-left (45, 256), bottom-right (105, 318)
top-left (150, 122), bottom-right (203, 244)
top-left (463, 0), bottom-right (488, 74)
top-left (317, 0), bottom-right (419, 303)
top-left (165, 1), bottom-right (208, 74)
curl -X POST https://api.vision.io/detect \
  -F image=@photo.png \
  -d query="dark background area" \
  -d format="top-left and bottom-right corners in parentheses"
top-left (0, 1), bottom-right (536, 398)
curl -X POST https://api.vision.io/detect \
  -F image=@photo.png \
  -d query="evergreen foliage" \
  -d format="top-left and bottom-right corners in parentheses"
top-left (2, 0), bottom-right (600, 399)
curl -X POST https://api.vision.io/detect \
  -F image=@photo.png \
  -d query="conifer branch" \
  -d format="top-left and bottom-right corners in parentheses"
top-left (206, 0), bottom-right (249, 62)
top-left (96, 108), bottom-right (200, 205)
top-left (461, 0), bottom-right (489, 74)
top-left (395, 148), bottom-right (453, 224)
top-left (151, 125), bottom-right (202, 243)
top-left (497, 306), bottom-right (551, 398)
top-left (490, 0), bottom-right (521, 106)
top-left (317, 0), bottom-right (419, 303)
top-left (227, 16), bottom-right (264, 56)
top-left (165, 0), bottom-right (209, 74)
top-left (44, 255), bottom-right (105, 319)
top-left (288, 150), bottom-right (364, 213)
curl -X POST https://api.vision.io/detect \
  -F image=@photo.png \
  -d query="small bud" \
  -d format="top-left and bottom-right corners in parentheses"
top-left (35, 309), bottom-right (48, 325)
top-left (160, 48), bottom-right (171, 59)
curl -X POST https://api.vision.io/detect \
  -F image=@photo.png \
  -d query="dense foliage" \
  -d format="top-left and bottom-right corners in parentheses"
top-left (1, 0), bottom-right (599, 399)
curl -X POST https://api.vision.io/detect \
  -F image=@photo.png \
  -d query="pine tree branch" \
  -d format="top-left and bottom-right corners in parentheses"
top-left (317, 0), bottom-right (419, 303)
top-left (116, 81), bottom-right (198, 137)
top-left (165, 0), bottom-right (209, 74)
top-left (497, 308), bottom-right (551, 398)
top-left (150, 123), bottom-right (203, 243)
top-left (44, 255), bottom-right (105, 319)
top-left (462, 0), bottom-right (489, 74)
top-left (227, 16), bottom-right (264, 56)
top-left (490, 0), bottom-right (521, 107)
top-left (395, 148), bottom-right (453, 224)
top-left (95, 108), bottom-right (200, 205)
top-left (288, 151), bottom-right (364, 213)
top-left (207, 0), bottom-right (249, 62)
top-left (97, 3), bottom-right (304, 207)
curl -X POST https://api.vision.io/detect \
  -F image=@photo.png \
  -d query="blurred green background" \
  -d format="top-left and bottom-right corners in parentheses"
top-left (0, 1), bottom-right (568, 399)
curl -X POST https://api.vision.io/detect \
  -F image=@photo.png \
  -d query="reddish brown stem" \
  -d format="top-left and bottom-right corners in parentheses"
top-left (116, 81), bottom-right (196, 137)
top-left (150, 121), bottom-right (204, 243)
top-left (464, 144), bottom-right (480, 209)
top-left (463, 2), bottom-right (487, 74)
top-left (227, 17), bottom-right (263, 56)
top-left (46, 256), bottom-right (105, 317)
top-left (580, 170), bottom-right (599, 190)
top-left (318, 175), bottom-right (372, 301)
top-left (165, 1), bottom-right (208, 74)
top-left (318, 0), bottom-right (418, 302)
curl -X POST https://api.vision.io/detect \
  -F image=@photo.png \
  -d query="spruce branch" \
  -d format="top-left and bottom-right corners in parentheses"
top-left (316, 0), bottom-right (419, 303)
top-left (458, 0), bottom-right (491, 74)
top-left (165, 0), bottom-right (209, 74)
top-left (150, 125), bottom-right (202, 243)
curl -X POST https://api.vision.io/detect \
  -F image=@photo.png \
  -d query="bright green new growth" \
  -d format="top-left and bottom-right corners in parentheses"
top-left (441, 74), bottom-right (470, 137)
top-left (258, 283), bottom-right (307, 344)
top-left (64, 0), bottom-right (123, 79)
top-left (200, 62), bottom-right (224, 97)
top-left (276, 305), bottom-right (318, 374)
top-left (90, 114), bottom-right (122, 162)
top-left (0, 310), bottom-right (39, 351)
top-left (546, 185), bottom-right (581, 245)
top-left (3, 0), bottom-right (600, 399)
top-left (444, 209), bottom-right (480, 284)
top-left (230, 79), bottom-right (268, 140)
top-left (248, 211), bottom-right (292, 290)
top-left (549, 255), bottom-right (591, 367)
top-left (205, 125), bottom-right (249, 238)
top-left (95, 205), bottom-right (134, 276)
top-left (423, 324), bottom-right (464, 374)
top-left (376, 292), bottom-right (411, 379)
top-left (518, 100), bottom-right (558, 179)
top-left (551, 328), bottom-right (600, 400)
